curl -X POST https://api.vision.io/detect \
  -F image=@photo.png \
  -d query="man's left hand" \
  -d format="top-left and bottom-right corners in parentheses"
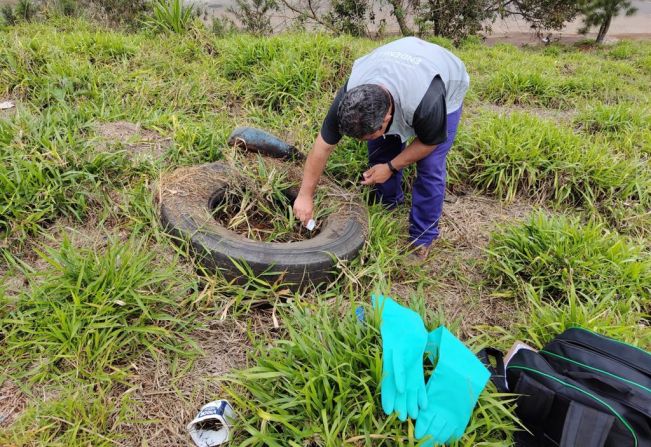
top-left (361, 163), bottom-right (393, 185)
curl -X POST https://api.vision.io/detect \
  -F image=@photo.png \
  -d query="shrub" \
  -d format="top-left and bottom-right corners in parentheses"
top-left (1, 4), bottom-right (17, 25)
top-left (15, 0), bottom-right (39, 21)
top-left (228, 0), bottom-right (278, 36)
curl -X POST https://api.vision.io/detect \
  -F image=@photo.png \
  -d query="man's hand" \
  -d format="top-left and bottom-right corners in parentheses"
top-left (361, 163), bottom-right (393, 186)
top-left (293, 192), bottom-right (314, 226)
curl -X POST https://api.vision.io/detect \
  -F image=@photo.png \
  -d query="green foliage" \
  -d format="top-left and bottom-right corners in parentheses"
top-left (574, 103), bottom-right (651, 134)
top-left (1, 0), bottom-right (38, 25)
top-left (457, 112), bottom-right (651, 215)
top-left (0, 386), bottom-right (129, 446)
top-left (0, 23), bottom-right (650, 445)
top-left (224, 299), bottom-right (517, 445)
top-left (2, 4), bottom-right (17, 25)
top-left (486, 213), bottom-right (651, 304)
top-left (505, 0), bottom-right (579, 30)
top-left (325, 0), bottom-right (370, 37)
top-left (148, 0), bottom-right (196, 34)
top-left (415, 0), bottom-right (491, 42)
top-left (16, 0), bottom-right (38, 21)
top-left (513, 286), bottom-right (650, 350)
top-left (481, 68), bottom-right (612, 108)
top-left (1, 236), bottom-right (195, 383)
top-left (211, 15), bottom-right (237, 36)
top-left (95, 0), bottom-right (150, 28)
top-left (579, 0), bottom-right (638, 43)
top-left (228, 0), bottom-right (278, 36)
top-left (212, 156), bottom-right (333, 242)
top-left (215, 34), bottom-right (354, 110)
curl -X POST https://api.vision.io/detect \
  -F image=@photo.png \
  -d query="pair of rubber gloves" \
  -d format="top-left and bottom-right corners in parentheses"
top-left (372, 295), bottom-right (490, 446)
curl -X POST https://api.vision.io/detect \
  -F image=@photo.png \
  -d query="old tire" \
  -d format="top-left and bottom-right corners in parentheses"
top-left (157, 162), bottom-right (367, 288)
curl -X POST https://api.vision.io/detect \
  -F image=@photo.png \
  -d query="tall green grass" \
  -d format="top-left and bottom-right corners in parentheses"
top-left (0, 385), bottom-right (129, 446)
top-left (485, 213), bottom-right (651, 305)
top-left (224, 298), bottom-right (517, 446)
top-left (1, 236), bottom-right (196, 384)
top-left (456, 112), bottom-right (651, 214)
top-left (147, 0), bottom-right (196, 34)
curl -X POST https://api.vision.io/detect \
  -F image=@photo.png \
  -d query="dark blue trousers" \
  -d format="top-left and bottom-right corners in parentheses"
top-left (367, 106), bottom-right (463, 247)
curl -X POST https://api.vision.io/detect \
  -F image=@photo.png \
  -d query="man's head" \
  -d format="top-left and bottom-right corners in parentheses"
top-left (337, 84), bottom-right (392, 141)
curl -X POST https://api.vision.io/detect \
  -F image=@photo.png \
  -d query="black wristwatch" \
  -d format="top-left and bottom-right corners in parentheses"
top-left (387, 160), bottom-right (399, 175)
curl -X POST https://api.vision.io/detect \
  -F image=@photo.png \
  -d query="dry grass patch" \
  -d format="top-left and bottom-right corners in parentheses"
top-left (96, 121), bottom-right (172, 162)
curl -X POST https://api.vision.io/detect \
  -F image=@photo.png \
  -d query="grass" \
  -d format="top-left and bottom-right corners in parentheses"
top-left (485, 213), bottom-right (651, 305)
top-left (223, 298), bottom-right (518, 446)
top-left (212, 155), bottom-right (336, 242)
top-left (1, 235), bottom-right (197, 384)
top-left (148, 0), bottom-right (196, 34)
top-left (0, 19), bottom-right (650, 446)
top-left (455, 111), bottom-right (651, 233)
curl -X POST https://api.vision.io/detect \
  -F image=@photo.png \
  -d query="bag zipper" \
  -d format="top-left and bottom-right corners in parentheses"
top-left (558, 336), bottom-right (651, 378)
top-left (541, 349), bottom-right (651, 394)
top-left (508, 364), bottom-right (639, 447)
top-left (572, 327), bottom-right (651, 357)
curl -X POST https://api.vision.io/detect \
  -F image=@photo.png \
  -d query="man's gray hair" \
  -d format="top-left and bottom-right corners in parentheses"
top-left (337, 84), bottom-right (391, 139)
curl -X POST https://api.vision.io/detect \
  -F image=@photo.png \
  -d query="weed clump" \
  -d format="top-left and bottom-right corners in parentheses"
top-left (0, 237), bottom-right (195, 383)
top-left (457, 112), bottom-right (651, 214)
top-left (486, 213), bottom-right (651, 305)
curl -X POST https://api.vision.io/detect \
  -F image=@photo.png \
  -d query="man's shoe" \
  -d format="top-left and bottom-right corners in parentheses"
top-left (406, 245), bottom-right (430, 264)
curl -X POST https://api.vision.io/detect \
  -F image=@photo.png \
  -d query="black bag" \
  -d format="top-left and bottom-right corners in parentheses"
top-left (479, 328), bottom-right (651, 447)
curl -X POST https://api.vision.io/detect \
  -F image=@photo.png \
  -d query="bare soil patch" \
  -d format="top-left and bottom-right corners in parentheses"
top-left (0, 380), bottom-right (28, 428)
top-left (116, 313), bottom-right (272, 446)
top-left (422, 192), bottom-right (535, 336)
top-left (96, 121), bottom-right (172, 161)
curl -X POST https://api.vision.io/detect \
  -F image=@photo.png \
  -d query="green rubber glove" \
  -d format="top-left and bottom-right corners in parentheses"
top-left (415, 327), bottom-right (490, 445)
top-left (372, 294), bottom-right (429, 421)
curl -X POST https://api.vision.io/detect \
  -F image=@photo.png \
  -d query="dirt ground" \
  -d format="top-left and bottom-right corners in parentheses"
top-left (383, 191), bottom-right (535, 338)
top-left (116, 317), bottom-right (258, 446)
top-left (95, 121), bottom-right (172, 162)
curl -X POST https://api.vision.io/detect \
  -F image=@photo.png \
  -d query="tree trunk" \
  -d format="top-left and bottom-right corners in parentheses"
top-left (596, 12), bottom-right (612, 43)
top-left (386, 0), bottom-right (412, 35)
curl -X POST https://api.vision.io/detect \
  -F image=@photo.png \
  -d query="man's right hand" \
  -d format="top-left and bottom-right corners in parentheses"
top-left (293, 192), bottom-right (314, 226)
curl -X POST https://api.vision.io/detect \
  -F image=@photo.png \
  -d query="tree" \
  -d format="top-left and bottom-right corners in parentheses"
top-left (411, 0), bottom-right (578, 41)
top-left (415, 0), bottom-right (492, 41)
top-left (384, 0), bottom-right (415, 36)
top-left (500, 0), bottom-right (580, 31)
top-left (578, 0), bottom-right (637, 43)
top-left (325, 0), bottom-right (371, 36)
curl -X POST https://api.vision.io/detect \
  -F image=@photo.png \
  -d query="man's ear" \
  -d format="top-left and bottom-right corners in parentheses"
top-left (383, 109), bottom-right (392, 125)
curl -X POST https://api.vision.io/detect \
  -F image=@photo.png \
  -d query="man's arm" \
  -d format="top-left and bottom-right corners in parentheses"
top-left (391, 138), bottom-right (436, 169)
top-left (294, 133), bottom-right (336, 224)
top-left (361, 138), bottom-right (435, 185)
top-left (295, 81), bottom-right (347, 224)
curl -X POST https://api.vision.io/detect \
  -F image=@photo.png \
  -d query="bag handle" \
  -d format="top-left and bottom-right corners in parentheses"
top-left (560, 401), bottom-right (615, 447)
top-left (477, 347), bottom-right (508, 393)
